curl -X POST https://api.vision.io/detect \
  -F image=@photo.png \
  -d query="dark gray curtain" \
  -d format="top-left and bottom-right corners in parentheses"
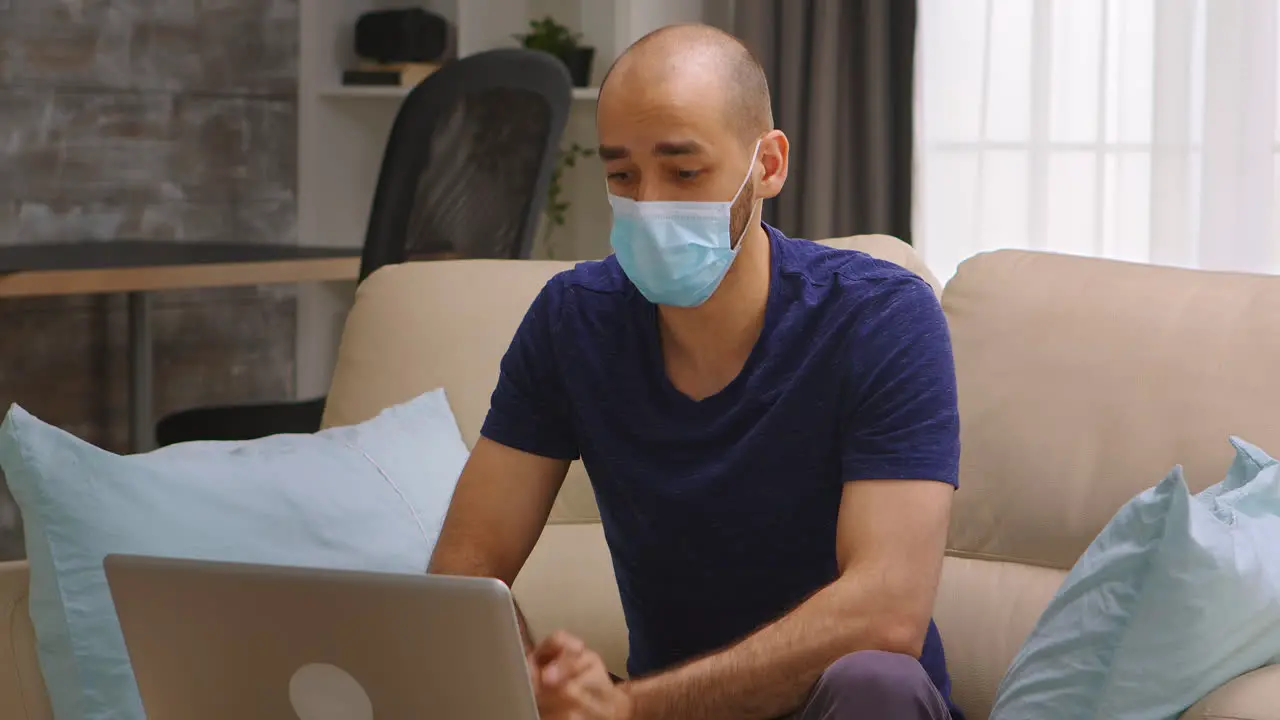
top-left (734, 0), bottom-right (917, 243)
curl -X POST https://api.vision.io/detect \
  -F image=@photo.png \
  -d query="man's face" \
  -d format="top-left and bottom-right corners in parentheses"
top-left (597, 78), bottom-right (760, 244)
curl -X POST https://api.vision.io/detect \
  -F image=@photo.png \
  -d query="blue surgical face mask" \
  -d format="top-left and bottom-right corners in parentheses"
top-left (608, 140), bottom-right (762, 307)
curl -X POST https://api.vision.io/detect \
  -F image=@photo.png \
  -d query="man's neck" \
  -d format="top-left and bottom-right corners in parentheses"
top-left (657, 223), bottom-right (772, 392)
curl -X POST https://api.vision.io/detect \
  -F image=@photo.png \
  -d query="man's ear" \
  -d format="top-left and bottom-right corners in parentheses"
top-left (758, 129), bottom-right (789, 200)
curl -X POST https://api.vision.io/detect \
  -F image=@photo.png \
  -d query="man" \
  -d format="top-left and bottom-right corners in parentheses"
top-left (429, 23), bottom-right (960, 720)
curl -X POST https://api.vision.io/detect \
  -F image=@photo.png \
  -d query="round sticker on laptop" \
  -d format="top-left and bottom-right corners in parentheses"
top-left (289, 663), bottom-right (374, 720)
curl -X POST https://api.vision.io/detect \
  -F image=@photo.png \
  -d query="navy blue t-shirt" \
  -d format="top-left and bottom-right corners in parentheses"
top-left (481, 224), bottom-right (961, 702)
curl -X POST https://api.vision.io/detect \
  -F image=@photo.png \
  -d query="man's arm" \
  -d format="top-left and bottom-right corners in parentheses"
top-left (624, 478), bottom-right (953, 720)
top-left (428, 435), bottom-right (571, 651)
top-left (431, 274), bottom-right (578, 652)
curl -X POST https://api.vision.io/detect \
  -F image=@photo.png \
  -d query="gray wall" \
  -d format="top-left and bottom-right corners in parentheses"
top-left (0, 0), bottom-right (301, 559)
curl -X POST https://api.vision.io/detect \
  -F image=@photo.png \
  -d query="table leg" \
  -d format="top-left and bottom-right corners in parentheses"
top-left (127, 292), bottom-right (154, 453)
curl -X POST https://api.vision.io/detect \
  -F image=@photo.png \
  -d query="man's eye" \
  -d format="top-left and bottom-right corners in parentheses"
top-left (677, 169), bottom-right (700, 180)
top-left (607, 172), bottom-right (630, 181)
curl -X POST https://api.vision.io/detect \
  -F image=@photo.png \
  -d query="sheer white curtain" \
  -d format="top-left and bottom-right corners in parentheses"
top-left (914, 0), bottom-right (1280, 283)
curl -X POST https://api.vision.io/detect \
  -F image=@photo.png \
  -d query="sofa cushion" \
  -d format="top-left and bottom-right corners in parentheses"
top-left (933, 554), bottom-right (1065, 720)
top-left (0, 391), bottom-right (468, 720)
top-left (943, 250), bottom-right (1280, 570)
top-left (991, 442), bottom-right (1280, 719)
top-left (1182, 665), bottom-right (1280, 719)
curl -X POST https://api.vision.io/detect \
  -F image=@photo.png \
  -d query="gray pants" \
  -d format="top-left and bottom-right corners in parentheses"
top-left (787, 650), bottom-right (953, 720)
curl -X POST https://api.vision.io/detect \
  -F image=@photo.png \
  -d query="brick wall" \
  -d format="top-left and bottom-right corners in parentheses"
top-left (0, 0), bottom-right (301, 559)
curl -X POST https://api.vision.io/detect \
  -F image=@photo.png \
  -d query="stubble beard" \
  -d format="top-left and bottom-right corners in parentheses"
top-left (729, 180), bottom-right (757, 250)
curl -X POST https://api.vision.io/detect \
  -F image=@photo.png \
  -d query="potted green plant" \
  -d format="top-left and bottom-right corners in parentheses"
top-left (540, 142), bottom-right (596, 258)
top-left (514, 16), bottom-right (595, 87)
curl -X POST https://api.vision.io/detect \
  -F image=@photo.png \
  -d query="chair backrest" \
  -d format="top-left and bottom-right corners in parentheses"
top-left (359, 48), bottom-right (573, 281)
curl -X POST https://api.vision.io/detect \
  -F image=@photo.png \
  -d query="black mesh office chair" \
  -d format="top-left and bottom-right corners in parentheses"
top-left (155, 48), bottom-right (573, 447)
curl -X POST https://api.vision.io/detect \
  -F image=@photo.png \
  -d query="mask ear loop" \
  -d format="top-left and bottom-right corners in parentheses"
top-left (729, 139), bottom-right (764, 249)
top-left (730, 139), bottom-right (764, 206)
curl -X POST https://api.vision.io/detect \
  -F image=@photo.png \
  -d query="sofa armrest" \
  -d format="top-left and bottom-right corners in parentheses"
top-left (1182, 665), bottom-right (1280, 720)
top-left (0, 561), bottom-right (52, 720)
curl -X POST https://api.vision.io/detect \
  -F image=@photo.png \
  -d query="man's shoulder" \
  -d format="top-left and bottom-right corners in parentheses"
top-left (772, 230), bottom-right (937, 312)
top-left (533, 256), bottom-right (635, 336)
top-left (544, 255), bottom-right (633, 299)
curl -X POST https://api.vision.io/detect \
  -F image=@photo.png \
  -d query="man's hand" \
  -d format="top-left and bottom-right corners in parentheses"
top-left (529, 631), bottom-right (632, 720)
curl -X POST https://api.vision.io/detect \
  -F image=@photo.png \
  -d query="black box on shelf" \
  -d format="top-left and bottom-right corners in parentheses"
top-left (354, 8), bottom-right (450, 64)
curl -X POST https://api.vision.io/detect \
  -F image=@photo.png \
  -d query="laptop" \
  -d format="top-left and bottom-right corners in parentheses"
top-left (103, 554), bottom-right (539, 720)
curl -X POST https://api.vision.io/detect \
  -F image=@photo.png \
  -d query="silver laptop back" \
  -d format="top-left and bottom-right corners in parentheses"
top-left (104, 554), bottom-right (537, 720)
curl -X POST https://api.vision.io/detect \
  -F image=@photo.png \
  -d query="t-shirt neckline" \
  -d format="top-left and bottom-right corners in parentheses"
top-left (637, 223), bottom-right (785, 408)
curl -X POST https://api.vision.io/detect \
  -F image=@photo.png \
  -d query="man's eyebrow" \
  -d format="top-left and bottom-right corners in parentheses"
top-left (653, 140), bottom-right (704, 157)
top-left (598, 145), bottom-right (629, 160)
top-left (597, 140), bottom-right (706, 160)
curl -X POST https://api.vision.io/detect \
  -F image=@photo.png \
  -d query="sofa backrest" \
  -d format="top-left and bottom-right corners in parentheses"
top-left (321, 257), bottom-right (602, 525)
top-left (944, 250), bottom-right (1280, 567)
top-left (10, 239), bottom-right (1277, 720)
top-left (27, 239), bottom-right (1278, 719)
top-left (934, 249), bottom-right (1280, 717)
top-left (322, 234), bottom-right (941, 526)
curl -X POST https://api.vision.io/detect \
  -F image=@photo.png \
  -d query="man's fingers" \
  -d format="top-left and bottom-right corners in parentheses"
top-left (533, 630), bottom-right (585, 665)
top-left (530, 635), bottom-right (627, 720)
top-left (542, 645), bottom-right (599, 688)
top-left (532, 631), bottom-right (590, 688)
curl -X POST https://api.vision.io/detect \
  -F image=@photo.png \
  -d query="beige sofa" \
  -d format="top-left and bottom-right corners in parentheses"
top-left (3, 235), bottom-right (1280, 719)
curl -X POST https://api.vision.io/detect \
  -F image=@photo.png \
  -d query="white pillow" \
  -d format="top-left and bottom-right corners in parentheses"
top-left (0, 389), bottom-right (469, 720)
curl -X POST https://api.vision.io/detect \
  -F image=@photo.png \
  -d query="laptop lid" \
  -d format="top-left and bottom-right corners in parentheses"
top-left (104, 554), bottom-right (537, 720)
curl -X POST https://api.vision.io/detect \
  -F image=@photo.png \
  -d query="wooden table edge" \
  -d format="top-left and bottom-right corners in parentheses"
top-left (0, 256), bottom-right (362, 298)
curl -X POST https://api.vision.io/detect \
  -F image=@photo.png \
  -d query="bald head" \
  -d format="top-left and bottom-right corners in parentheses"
top-left (599, 24), bottom-right (773, 144)
top-left (595, 24), bottom-right (788, 215)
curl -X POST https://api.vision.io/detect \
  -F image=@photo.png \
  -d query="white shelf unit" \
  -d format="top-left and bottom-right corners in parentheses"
top-left (295, 0), bottom-right (730, 397)
top-left (318, 84), bottom-right (601, 100)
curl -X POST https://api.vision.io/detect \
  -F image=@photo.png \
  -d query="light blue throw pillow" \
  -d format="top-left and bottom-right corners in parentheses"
top-left (1199, 436), bottom-right (1276, 507)
top-left (991, 437), bottom-right (1280, 719)
top-left (0, 389), bottom-right (469, 720)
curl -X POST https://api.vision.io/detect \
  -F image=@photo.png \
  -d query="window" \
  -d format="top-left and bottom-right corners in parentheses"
top-left (915, 0), bottom-right (1279, 282)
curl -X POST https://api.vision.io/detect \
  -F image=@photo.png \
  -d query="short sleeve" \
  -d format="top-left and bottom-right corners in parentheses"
top-left (479, 277), bottom-right (580, 460)
top-left (840, 276), bottom-right (960, 486)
